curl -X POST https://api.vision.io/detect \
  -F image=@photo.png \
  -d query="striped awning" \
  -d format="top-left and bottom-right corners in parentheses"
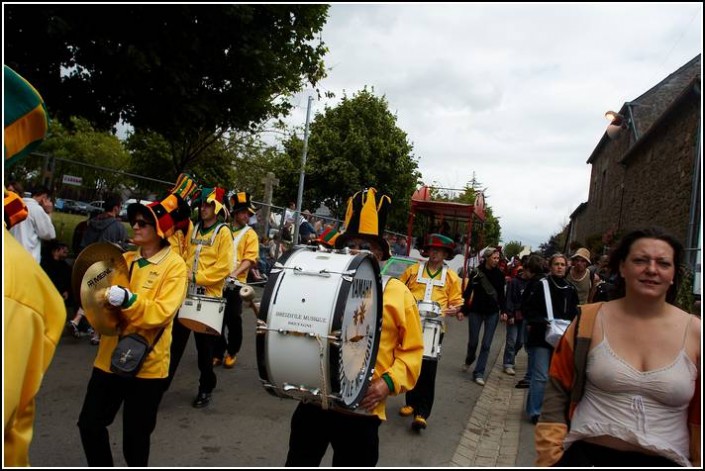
top-left (4, 65), bottom-right (49, 167)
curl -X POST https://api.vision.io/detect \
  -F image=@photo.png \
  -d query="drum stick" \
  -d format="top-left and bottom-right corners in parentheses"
top-left (240, 285), bottom-right (260, 318)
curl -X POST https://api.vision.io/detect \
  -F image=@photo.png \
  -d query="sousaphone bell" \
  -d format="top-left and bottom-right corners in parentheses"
top-left (72, 242), bottom-right (129, 336)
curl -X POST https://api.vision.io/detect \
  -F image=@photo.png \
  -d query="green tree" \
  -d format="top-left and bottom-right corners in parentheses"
top-left (275, 88), bottom-right (422, 228)
top-left (503, 241), bottom-right (524, 260)
top-left (5, 5), bottom-right (330, 170)
top-left (32, 117), bottom-right (131, 197)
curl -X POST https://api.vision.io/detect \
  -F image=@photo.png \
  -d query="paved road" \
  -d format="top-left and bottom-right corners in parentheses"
top-left (28, 288), bottom-right (536, 467)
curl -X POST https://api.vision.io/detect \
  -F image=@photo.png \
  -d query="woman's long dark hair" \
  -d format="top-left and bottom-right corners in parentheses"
top-left (608, 227), bottom-right (684, 304)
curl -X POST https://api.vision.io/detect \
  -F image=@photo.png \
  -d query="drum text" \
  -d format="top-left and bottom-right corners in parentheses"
top-left (352, 279), bottom-right (373, 299)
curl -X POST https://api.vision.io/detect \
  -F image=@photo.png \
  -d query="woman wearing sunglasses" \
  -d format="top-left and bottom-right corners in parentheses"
top-left (77, 194), bottom-right (190, 466)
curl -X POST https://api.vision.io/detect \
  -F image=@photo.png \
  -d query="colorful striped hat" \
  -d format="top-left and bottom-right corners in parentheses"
top-left (196, 187), bottom-right (227, 217)
top-left (229, 191), bottom-right (256, 215)
top-left (317, 226), bottom-right (340, 248)
top-left (127, 193), bottom-right (192, 239)
top-left (169, 173), bottom-right (199, 203)
top-left (334, 188), bottom-right (392, 260)
top-left (4, 66), bottom-right (49, 167)
top-left (3, 188), bottom-right (28, 229)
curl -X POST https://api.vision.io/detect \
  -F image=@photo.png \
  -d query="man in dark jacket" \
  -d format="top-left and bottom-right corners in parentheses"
top-left (459, 246), bottom-right (506, 385)
top-left (79, 194), bottom-right (128, 251)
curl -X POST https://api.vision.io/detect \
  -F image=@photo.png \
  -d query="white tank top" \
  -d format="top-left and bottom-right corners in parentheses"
top-left (564, 311), bottom-right (697, 466)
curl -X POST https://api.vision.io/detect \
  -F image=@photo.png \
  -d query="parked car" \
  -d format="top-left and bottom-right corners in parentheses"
top-left (89, 200), bottom-right (105, 211)
top-left (119, 199), bottom-right (154, 219)
top-left (72, 201), bottom-right (102, 216)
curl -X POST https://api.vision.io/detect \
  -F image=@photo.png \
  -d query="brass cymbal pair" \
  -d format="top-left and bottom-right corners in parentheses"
top-left (71, 242), bottom-right (129, 336)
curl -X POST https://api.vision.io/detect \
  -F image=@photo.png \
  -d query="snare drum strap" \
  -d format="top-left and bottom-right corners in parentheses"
top-left (415, 262), bottom-right (447, 303)
top-left (231, 225), bottom-right (252, 270)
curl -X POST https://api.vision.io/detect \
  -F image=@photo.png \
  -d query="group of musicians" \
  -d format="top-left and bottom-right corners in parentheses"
top-left (10, 164), bottom-right (458, 466)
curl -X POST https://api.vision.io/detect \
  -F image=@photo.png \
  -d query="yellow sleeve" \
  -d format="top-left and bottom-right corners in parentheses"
top-left (4, 232), bottom-right (64, 467)
top-left (445, 270), bottom-right (464, 307)
top-left (194, 225), bottom-right (234, 290)
top-left (235, 229), bottom-right (260, 282)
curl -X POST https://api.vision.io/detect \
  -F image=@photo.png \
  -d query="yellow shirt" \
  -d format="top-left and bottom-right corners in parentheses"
top-left (168, 219), bottom-right (194, 261)
top-left (93, 246), bottom-right (188, 378)
top-left (4, 230), bottom-right (65, 466)
top-left (231, 225), bottom-right (260, 283)
top-left (371, 277), bottom-right (424, 420)
top-left (399, 262), bottom-right (463, 312)
top-left (187, 222), bottom-right (234, 297)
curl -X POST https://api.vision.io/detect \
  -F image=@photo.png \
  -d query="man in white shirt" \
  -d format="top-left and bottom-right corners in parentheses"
top-left (10, 186), bottom-right (56, 263)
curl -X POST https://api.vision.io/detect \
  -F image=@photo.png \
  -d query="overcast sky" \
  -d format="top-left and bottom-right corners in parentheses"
top-left (283, 3), bottom-right (703, 251)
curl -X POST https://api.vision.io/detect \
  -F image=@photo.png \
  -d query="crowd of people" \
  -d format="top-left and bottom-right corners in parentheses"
top-left (4, 65), bottom-right (701, 467)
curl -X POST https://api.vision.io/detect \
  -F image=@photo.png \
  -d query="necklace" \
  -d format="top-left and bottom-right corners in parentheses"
top-left (548, 275), bottom-right (571, 289)
top-left (568, 268), bottom-right (588, 283)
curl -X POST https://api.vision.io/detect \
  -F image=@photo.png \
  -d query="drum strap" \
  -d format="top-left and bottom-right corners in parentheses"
top-left (415, 262), bottom-right (447, 302)
top-left (231, 225), bottom-right (252, 269)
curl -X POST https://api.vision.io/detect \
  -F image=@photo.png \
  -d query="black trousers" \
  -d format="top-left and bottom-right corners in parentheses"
top-left (77, 368), bottom-right (167, 467)
top-left (166, 317), bottom-right (218, 394)
top-left (556, 440), bottom-right (682, 467)
top-left (285, 402), bottom-right (382, 467)
top-left (405, 333), bottom-right (444, 419)
top-left (215, 286), bottom-right (243, 359)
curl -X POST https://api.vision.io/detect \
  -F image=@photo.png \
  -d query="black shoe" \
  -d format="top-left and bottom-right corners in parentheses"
top-left (192, 392), bottom-right (211, 408)
top-left (515, 379), bottom-right (530, 389)
top-left (530, 415), bottom-right (539, 425)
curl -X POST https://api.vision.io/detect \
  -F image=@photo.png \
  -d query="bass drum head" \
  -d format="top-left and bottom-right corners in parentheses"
top-left (256, 246), bottom-right (382, 411)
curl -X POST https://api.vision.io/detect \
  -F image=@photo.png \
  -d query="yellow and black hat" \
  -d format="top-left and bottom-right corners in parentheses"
top-left (335, 188), bottom-right (392, 260)
top-left (229, 191), bottom-right (256, 215)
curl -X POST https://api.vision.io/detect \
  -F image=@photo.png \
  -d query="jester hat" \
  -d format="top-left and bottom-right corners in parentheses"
top-left (335, 188), bottom-right (392, 260)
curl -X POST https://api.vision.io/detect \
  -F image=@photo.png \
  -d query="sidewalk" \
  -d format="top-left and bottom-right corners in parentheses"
top-left (450, 350), bottom-right (535, 467)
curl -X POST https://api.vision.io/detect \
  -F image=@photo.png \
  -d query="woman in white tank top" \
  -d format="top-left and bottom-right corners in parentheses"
top-left (536, 227), bottom-right (701, 467)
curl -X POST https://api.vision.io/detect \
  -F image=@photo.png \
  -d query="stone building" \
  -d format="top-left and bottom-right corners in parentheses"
top-left (567, 54), bottom-right (701, 270)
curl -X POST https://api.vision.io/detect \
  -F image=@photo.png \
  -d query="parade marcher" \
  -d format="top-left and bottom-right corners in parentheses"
top-left (77, 192), bottom-right (190, 466)
top-left (522, 253), bottom-right (579, 424)
top-left (9, 185), bottom-right (55, 263)
top-left (536, 227), bottom-right (701, 467)
top-left (285, 188), bottom-right (424, 467)
top-left (4, 66), bottom-right (64, 467)
top-left (398, 233), bottom-right (463, 431)
top-left (460, 246), bottom-right (507, 385)
top-left (165, 187), bottom-right (233, 408)
top-left (213, 191), bottom-right (259, 369)
top-left (565, 247), bottom-right (600, 305)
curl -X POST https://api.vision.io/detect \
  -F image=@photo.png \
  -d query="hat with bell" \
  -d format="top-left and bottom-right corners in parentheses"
top-left (229, 191), bottom-right (256, 215)
top-left (335, 188), bottom-right (392, 260)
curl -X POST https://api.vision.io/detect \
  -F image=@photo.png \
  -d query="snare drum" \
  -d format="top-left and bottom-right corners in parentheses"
top-left (178, 294), bottom-right (226, 335)
top-left (421, 317), bottom-right (443, 360)
top-left (417, 300), bottom-right (442, 318)
top-left (256, 246), bottom-right (382, 413)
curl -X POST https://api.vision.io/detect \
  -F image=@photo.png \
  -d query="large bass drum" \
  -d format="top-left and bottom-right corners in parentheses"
top-left (256, 246), bottom-right (383, 413)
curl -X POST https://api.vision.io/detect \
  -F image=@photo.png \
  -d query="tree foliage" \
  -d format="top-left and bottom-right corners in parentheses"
top-left (274, 88), bottom-right (422, 228)
top-left (5, 4), bottom-right (330, 170)
top-left (503, 241), bottom-right (524, 260)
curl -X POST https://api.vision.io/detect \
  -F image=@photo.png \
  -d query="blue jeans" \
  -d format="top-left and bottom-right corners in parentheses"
top-left (465, 311), bottom-right (499, 379)
top-left (525, 345), bottom-right (552, 418)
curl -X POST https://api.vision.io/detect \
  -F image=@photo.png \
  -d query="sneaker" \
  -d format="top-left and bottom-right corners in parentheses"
top-left (192, 392), bottom-right (212, 408)
top-left (411, 415), bottom-right (427, 431)
top-left (223, 354), bottom-right (237, 369)
top-left (212, 357), bottom-right (223, 367)
top-left (515, 379), bottom-right (530, 389)
top-left (530, 415), bottom-right (540, 425)
top-left (399, 405), bottom-right (414, 417)
top-left (90, 333), bottom-right (100, 345)
top-left (504, 367), bottom-right (516, 376)
top-left (474, 377), bottom-right (485, 386)
top-left (67, 321), bottom-right (81, 339)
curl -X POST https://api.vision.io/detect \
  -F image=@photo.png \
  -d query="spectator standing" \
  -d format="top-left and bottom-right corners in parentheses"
top-left (79, 193), bottom-right (128, 251)
top-left (460, 247), bottom-right (507, 385)
top-left (10, 185), bottom-right (55, 263)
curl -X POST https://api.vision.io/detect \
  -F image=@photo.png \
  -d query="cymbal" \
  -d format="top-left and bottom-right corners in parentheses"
top-left (72, 242), bottom-right (125, 307)
top-left (72, 243), bottom-right (129, 335)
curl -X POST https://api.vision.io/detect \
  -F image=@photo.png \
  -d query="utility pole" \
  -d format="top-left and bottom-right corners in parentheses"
top-left (293, 95), bottom-right (313, 245)
top-left (260, 172), bottom-right (279, 238)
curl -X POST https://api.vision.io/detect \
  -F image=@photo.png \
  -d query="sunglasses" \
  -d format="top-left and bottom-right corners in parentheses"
top-left (133, 219), bottom-right (154, 228)
top-left (346, 241), bottom-right (372, 251)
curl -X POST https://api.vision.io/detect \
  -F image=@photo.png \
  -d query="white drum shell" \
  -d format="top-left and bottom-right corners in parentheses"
top-left (422, 317), bottom-right (443, 360)
top-left (418, 300), bottom-right (442, 318)
top-left (178, 295), bottom-right (226, 336)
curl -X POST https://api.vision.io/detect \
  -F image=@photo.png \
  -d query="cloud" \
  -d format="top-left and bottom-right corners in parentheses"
top-left (282, 3), bottom-right (702, 250)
